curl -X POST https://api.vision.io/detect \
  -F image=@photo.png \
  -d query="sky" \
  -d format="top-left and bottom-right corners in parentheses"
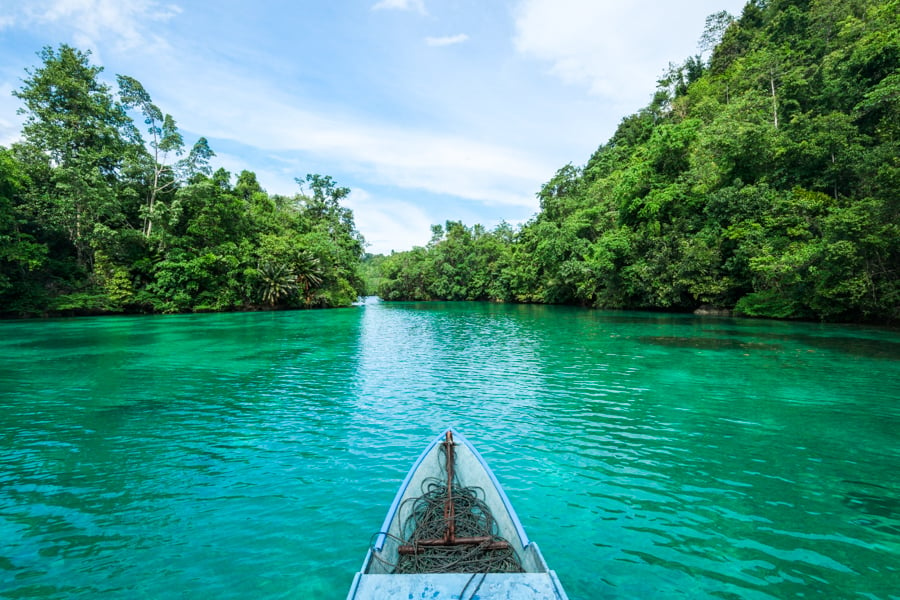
top-left (0, 0), bottom-right (748, 254)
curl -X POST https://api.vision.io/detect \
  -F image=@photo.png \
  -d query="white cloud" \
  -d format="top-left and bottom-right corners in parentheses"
top-left (426, 34), bottom-right (469, 47)
top-left (372, 0), bottom-right (426, 14)
top-left (513, 0), bottom-right (744, 110)
top-left (344, 189), bottom-right (434, 254)
top-left (13, 0), bottom-right (181, 53)
top-left (0, 83), bottom-right (24, 147)
top-left (159, 60), bottom-right (547, 209)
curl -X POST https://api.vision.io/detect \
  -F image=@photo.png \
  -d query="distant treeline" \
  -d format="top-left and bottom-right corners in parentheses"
top-left (0, 45), bottom-right (364, 316)
top-left (374, 0), bottom-right (899, 323)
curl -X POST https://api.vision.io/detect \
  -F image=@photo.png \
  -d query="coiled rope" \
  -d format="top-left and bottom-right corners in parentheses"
top-left (394, 478), bottom-right (523, 573)
top-left (391, 433), bottom-right (524, 574)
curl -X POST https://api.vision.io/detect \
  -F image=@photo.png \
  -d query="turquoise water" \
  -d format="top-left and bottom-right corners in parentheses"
top-left (1, 300), bottom-right (899, 599)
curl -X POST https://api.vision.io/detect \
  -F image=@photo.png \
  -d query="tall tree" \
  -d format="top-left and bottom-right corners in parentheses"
top-left (13, 45), bottom-right (133, 269)
top-left (700, 11), bottom-right (735, 57)
top-left (181, 137), bottom-right (215, 181)
top-left (117, 75), bottom-right (184, 238)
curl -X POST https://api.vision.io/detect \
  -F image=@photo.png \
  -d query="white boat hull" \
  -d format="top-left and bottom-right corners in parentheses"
top-left (346, 429), bottom-right (569, 600)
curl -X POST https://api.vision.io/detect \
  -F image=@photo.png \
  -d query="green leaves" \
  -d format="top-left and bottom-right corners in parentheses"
top-left (370, 0), bottom-right (898, 323)
top-left (1, 45), bottom-right (366, 316)
top-left (14, 46), bottom-right (130, 169)
top-left (257, 261), bottom-right (298, 307)
top-left (12, 45), bottom-right (135, 270)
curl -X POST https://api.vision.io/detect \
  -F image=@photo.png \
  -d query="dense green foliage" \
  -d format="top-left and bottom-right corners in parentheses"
top-left (377, 0), bottom-right (899, 322)
top-left (0, 45), bottom-right (364, 316)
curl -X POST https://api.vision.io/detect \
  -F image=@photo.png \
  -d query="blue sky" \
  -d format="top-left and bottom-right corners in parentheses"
top-left (0, 0), bottom-right (747, 254)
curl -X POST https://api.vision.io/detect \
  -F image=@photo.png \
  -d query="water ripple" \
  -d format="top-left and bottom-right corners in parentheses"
top-left (1, 305), bottom-right (898, 599)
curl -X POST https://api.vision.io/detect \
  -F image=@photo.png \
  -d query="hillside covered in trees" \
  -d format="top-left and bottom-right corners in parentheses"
top-left (376, 0), bottom-right (899, 323)
top-left (0, 45), bottom-right (365, 316)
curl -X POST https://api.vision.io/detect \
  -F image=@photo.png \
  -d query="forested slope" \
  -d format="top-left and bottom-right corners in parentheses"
top-left (377, 0), bottom-right (899, 322)
top-left (0, 46), bottom-right (365, 316)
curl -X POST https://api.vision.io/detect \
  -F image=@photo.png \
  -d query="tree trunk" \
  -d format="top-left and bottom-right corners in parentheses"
top-left (770, 76), bottom-right (779, 129)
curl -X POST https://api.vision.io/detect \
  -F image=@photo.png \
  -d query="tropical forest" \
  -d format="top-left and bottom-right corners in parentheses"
top-left (0, 46), bottom-right (365, 316)
top-left (1, 0), bottom-right (898, 323)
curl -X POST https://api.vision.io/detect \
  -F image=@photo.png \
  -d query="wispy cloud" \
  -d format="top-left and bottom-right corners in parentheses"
top-left (513, 0), bottom-right (739, 110)
top-left (0, 80), bottom-right (27, 146)
top-left (151, 53), bottom-right (547, 209)
top-left (425, 34), bottom-right (469, 47)
top-left (344, 190), bottom-right (435, 253)
top-left (371, 0), bottom-right (426, 14)
top-left (10, 0), bottom-right (181, 53)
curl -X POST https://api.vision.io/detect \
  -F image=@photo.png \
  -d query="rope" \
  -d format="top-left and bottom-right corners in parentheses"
top-left (390, 439), bottom-right (524, 575)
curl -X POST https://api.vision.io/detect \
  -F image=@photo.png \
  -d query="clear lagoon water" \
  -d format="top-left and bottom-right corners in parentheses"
top-left (1, 300), bottom-right (898, 599)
